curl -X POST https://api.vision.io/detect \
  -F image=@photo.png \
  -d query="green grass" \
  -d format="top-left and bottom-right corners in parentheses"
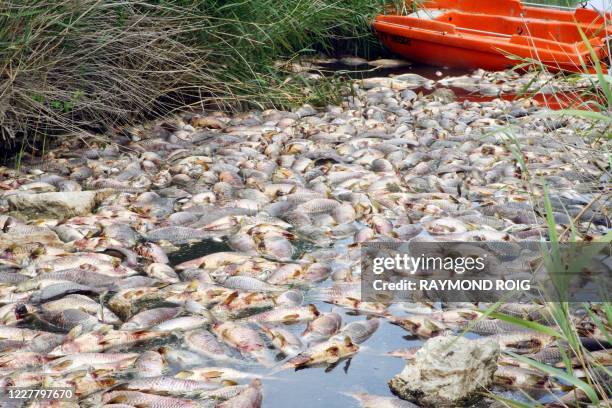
top-left (489, 25), bottom-right (611, 403)
top-left (0, 0), bottom-right (395, 156)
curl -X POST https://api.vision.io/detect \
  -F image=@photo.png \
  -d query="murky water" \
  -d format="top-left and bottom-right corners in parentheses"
top-left (164, 239), bottom-right (567, 408)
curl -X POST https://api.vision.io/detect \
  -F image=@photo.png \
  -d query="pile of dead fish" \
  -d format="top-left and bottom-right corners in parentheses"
top-left (0, 64), bottom-right (609, 408)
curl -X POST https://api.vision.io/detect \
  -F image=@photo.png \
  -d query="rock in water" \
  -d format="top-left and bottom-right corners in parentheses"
top-left (388, 335), bottom-right (500, 407)
top-left (8, 191), bottom-right (97, 218)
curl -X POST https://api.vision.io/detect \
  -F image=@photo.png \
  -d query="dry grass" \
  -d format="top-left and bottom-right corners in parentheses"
top-left (0, 0), bottom-right (394, 153)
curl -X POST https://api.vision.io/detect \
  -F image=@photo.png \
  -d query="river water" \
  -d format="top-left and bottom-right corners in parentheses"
top-left (166, 3), bottom-right (609, 407)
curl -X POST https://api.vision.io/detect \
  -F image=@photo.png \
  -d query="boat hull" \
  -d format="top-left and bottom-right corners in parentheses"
top-left (374, 0), bottom-right (609, 72)
top-left (375, 30), bottom-right (516, 71)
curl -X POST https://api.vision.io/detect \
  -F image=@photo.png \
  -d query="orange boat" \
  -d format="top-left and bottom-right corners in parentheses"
top-left (373, 0), bottom-right (610, 72)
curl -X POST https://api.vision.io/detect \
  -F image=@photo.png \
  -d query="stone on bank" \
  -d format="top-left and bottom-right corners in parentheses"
top-left (389, 335), bottom-right (500, 407)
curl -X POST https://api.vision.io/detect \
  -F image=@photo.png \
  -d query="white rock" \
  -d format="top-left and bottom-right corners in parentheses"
top-left (389, 335), bottom-right (500, 407)
top-left (8, 191), bottom-right (97, 219)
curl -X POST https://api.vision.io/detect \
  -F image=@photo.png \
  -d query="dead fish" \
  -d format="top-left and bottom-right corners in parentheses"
top-left (196, 384), bottom-right (250, 401)
top-left (108, 286), bottom-right (160, 320)
top-left (555, 349), bottom-right (612, 368)
top-left (47, 369), bottom-right (118, 398)
top-left (324, 294), bottom-right (388, 315)
top-left (115, 376), bottom-right (220, 397)
top-left (386, 347), bottom-right (420, 360)
top-left (158, 346), bottom-right (205, 368)
top-left (261, 325), bottom-right (302, 356)
top-left (216, 275), bottom-right (285, 293)
top-left (134, 350), bottom-right (165, 378)
top-left (339, 56), bottom-right (368, 66)
top-left (184, 329), bottom-right (234, 361)
top-left (217, 379), bottom-right (262, 408)
top-left (212, 322), bottom-right (273, 366)
top-left (100, 246), bottom-right (138, 267)
top-left (145, 263), bottom-right (180, 283)
top-left (50, 327), bottom-right (169, 355)
top-left (493, 303), bottom-right (548, 321)
top-left (135, 242), bottom-right (169, 264)
top-left (494, 365), bottom-right (550, 389)
top-left (211, 291), bottom-right (276, 319)
top-left (302, 312), bottom-right (342, 344)
top-left (347, 392), bottom-right (419, 407)
top-left (18, 267), bottom-right (116, 291)
top-left (0, 351), bottom-right (51, 369)
top-left (44, 352), bottom-right (138, 373)
top-left (458, 319), bottom-right (526, 335)
top-left (121, 307), bottom-right (182, 330)
top-left (245, 305), bottom-right (319, 324)
top-left (42, 294), bottom-right (121, 325)
top-left (283, 337), bottom-right (358, 369)
top-left (102, 390), bottom-right (199, 407)
top-left (332, 318), bottom-right (380, 344)
top-left (175, 252), bottom-right (251, 271)
top-left (153, 315), bottom-right (212, 332)
top-left (144, 227), bottom-right (211, 245)
top-left (428, 308), bottom-right (481, 324)
top-left (296, 199), bottom-right (340, 215)
top-left (37, 308), bottom-right (100, 331)
top-left (526, 346), bottom-right (563, 365)
top-left (545, 388), bottom-right (588, 407)
top-left (0, 326), bottom-right (63, 342)
top-left (31, 283), bottom-right (103, 303)
top-left (275, 290), bottom-right (304, 306)
top-left (390, 316), bottom-right (449, 338)
top-left (175, 367), bottom-right (261, 383)
top-left (482, 332), bottom-right (554, 354)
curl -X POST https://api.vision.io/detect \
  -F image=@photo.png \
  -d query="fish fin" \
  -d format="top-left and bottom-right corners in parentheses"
top-left (276, 333), bottom-right (288, 348)
top-left (308, 304), bottom-right (320, 317)
top-left (186, 280), bottom-right (199, 292)
top-left (223, 291), bottom-right (239, 306)
top-left (222, 380), bottom-right (238, 386)
top-left (66, 324), bottom-right (83, 339)
top-left (282, 314), bottom-right (300, 322)
top-left (99, 377), bottom-right (118, 387)
top-left (108, 395), bottom-right (129, 404)
top-left (457, 311), bottom-right (479, 320)
top-left (324, 361), bottom-right (339, 373)
top-left (203, 370), bottom-right (224, 379)
top-left (98, 324), bottom-right (113, 334)
top-left (245, 292), bottom-right (258, 304)
top-left (50, 360), bottom-right (72, 371)
top-left (423, 319), bottom-right (442, 330)
top-left (325, 346), bottom-right (340, 356)
top-left (41, 376), bottom-right (52, 388)
top-left (174, 370), bottom-right (193, 379)
top-left (91, 368), bottom-right (111, 378)
top-left (343, 336), bottom-right (354, 347)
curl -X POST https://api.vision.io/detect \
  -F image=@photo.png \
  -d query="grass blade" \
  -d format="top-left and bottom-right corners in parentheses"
top-left (506, 351), bottom-right (600, 404)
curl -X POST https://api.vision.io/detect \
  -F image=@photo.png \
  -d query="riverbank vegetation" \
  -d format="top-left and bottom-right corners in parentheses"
top-left (0, 0), bottom-right (396, 152)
